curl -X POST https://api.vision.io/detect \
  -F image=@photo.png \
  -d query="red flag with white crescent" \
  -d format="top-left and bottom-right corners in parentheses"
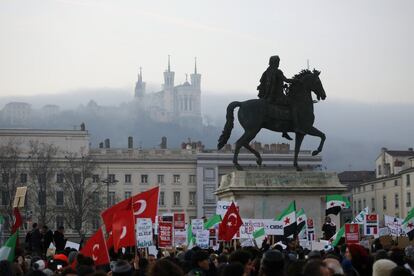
top-left (219, 202), bottom-right (243, 241)
top-left (80, 228), bottom-right (110, 266)
top-left (112, 208), bottom-right (136, 252)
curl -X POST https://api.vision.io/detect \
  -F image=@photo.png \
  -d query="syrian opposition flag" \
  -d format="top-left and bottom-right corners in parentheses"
top-left (296, 208), bottom-right (307, 234)
top-left (218, 202), bottom-right (243, 241)
top-left (331, 207), bottom-right (369, 246)
top-left (102, 186), bottom-right (159, 232)
top-left (187, 223), bottom-right (195, 248)
top-left (403, 207), bottom-right (414, 240)
top-left (326, 195), bottom-right (350, 216)
top-left (275, 201), bottom-right (297, 238)
top-left (112, 209), bottom-right (136, 252)
top-left (81, 228), bottom-right (110, 266)
top-left (204, 214), bottom-right (222, 230)
top-left (0, 231), bottom-right (17, 261)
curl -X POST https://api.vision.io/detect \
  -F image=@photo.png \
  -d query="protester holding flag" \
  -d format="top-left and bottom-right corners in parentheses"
top-left (275, 201), bottom-right (297, 238)
top-left (322, 216), bottom-right (336, 240)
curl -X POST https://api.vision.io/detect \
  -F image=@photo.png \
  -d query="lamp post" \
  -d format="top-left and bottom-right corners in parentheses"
top-left (102, 167), bottom-right (118, 208)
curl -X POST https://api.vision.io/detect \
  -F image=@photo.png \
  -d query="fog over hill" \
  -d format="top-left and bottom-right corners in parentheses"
top-left (1, 88), bottom-right (412, 172)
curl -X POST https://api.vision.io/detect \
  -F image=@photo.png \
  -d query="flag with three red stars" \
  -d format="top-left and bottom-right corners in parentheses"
top-left (275, 201), bottom-right (297, 238)
top-left (403, 207), bottom-right (414, 240)
top-left (218, 202), bottom-right (243, 241)
top-left (326, 195), bottom-right (350, 216)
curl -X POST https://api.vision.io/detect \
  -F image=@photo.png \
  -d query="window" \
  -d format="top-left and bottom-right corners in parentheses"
top-left (2, 173), bottom-right (9, 184)
top-left (92, 192), bottom-right (99, 205)
top-left (371, 184), bottom-right (374, 191)
top-left (407, 192), bottom-right (412, 208)
top-left (157, 175), bottom-right (164, 184)
top-left (20, 173), bottom-right (27, 184)
top-left (378, 165), bottom-right (382, 175)
top-left (56, 216), bottom-right (65, 229)
top-left (38, 191), bottom-right (46, 206)
top-left (75, 193), bottom-right (82, 205)
top-left (125, 174), bottom-right (131, 183)
top-left (363, 199), bottom-right (366, 208)
top-left (141, 174), bottom-right (148, 184)
top-left (56, 191), bottom-right (64, 206)
top-left (92, 175), bottom-right (100, 183)
top-left (173, 175), bottom-right (180, 183)
top-left (124, 191), bottom-right (131, 199)
top-left (383, 195), bottom-right (387, 210)
top-left (1, 191), bottom-right (9, 206)
top-left (408, 175), bottom-right (411, 187)
top-left (371, 198), bottom-right (376, 212)
top-left (203, 168), bottom-right (215, 181)
top-left (108, 174), bottom-right (116, 183)
top-left (108, 192), bottom-right (116, 206)
top-left (189, 192), bottom-right (196, 206)
top-left (189, 175), bottom-right (196, 184)
top-left (159, 191), bottom-right (165, 206)
top-left (395, 193), bottom-right (399, 208)
top-left (394, 180), bottom-right (398, 186)
top-left (74, 173), bottom-right (81, 184)
top-left (383, 182), bottom-right (386, 188)
top-left (358, 200), bottom-right (362, 212)
top-left (173, 192), bottom-right (181, 206)
top-left (91, 217), bottom-right (100, 230)
top-left (353, 201), bottom-right (356, 210)
top-left (56, 173), bottom-right (64, 183)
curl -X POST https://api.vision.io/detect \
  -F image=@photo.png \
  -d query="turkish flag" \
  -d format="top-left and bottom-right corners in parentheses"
top-left (218, 202), bottom-right (243, 241)
top-left (131, 186), bottom-right (159, 223)
top-left (11, 207), bottom-right (22, 234)
top-left (112, 209), bottom-right (136, 252)
top-left (80, 228), bottom-right (110, 266)
top-left (101, 186), bottom-right (159, 232)
top-left (106, 231), bottom-right (113, 249)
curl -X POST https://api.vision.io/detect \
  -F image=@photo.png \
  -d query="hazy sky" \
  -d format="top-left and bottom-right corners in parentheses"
top-left (0, 0), bottom-right (413, 103)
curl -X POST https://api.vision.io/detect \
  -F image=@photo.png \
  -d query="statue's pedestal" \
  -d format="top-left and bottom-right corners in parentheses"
top-left (216, 170), bottom-right (347, 238)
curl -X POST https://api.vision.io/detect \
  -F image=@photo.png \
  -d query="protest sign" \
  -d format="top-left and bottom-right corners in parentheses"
top-left (364, 214), bottom-right (379, 237)
top-left (307, 218), bottom-right (315, 241)
top-left (384, 215), bottom-right (406, 236)
top-left (196, 230), bottom-right (210, 249)
top-left (13, 187), bottom-right (27, 208)
top-left (239, 219), bottom-right (269, 239)
top-left (174, 213), bottom-right (185, 229)
top-left (216, 201), bottom-right (238, 217)
top-left (174, 229), bottom-right (187, 247)
top-left (191, 219), bottom-right (204, 235)
top-left (345, 223), bottom-right (360, 244)
top-left (136, 218), bottom-right (153, 248)
top-left (65, 241), bottom-right (80, 250)
top-left (158, 221), bottom-right (173, 248)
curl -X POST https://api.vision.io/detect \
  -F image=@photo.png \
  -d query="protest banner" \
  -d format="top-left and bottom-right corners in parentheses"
top-left (384, 215), bottom-right (406, 236)
top-left (174, 213), bottom-right (185, 230)
top-left (345, 223), bottom-right (360, 244)
top-left (136, 218), bottom-right (153, 248)
top-left (195, 230), bottom-right (210, 249)
top-left (364, 214), bottom-right (379, 237)
top-left (239, 219), bottom-right (269, 239)
top-left (158, 221), bottom-right (173, 248)
top-left (216, 201), bottom-right (238, 217)
top-left (264, 220), bottom-right (284, 236)
top-left (191, 219), bottom-right (204, 235)
top-left (65, 241), bottom-right (80, 250)
top-left (174, 229), bottom-right (187, 247)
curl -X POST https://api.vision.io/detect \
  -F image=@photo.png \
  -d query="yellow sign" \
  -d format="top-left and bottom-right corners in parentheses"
top-left (13, 186), bottom-right (27, 208)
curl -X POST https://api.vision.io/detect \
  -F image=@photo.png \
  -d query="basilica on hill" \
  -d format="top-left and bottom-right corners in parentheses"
top-left (133, 56), bottom-right (202, 129)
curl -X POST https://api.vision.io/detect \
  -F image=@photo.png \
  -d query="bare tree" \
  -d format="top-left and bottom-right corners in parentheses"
top-left (60, 153), bottom-right (104, 239)
top-left (0, 140), bottom-right (23, 231)
top-left (27, 141), bottom-right (59, 226)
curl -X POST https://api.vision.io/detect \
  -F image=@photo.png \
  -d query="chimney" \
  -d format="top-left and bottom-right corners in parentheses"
top-left (409, 147), bottom-right (413, 151)
top-left (128, 136), bottom-right (133, 149)
top-left (161, 136), bottom-right (167, 149)
top-left (80, 122), bottom-right (85, 131)
top-left (381, 147), bottom-right (388, 152)
top-left (104, 139), bottom-right (110, 148)
top-left (99, 142), bottom-right (104, 148)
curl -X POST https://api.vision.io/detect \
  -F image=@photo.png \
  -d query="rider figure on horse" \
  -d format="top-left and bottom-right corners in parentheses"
top-left (257, 55), bottom-right (305, 139)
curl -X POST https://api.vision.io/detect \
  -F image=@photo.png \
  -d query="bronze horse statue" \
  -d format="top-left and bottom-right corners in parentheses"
top-left (217, 69), bottom-right (326, 171)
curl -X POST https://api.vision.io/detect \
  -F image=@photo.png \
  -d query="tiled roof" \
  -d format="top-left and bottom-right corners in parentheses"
top-left (386, 150), bottom-right (414, 157)
top-left (338, 171), bottom-right (376, 184)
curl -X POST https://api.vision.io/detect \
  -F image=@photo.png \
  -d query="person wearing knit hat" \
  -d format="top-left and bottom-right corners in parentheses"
top-left (373, 259), bottom-right (397, 276)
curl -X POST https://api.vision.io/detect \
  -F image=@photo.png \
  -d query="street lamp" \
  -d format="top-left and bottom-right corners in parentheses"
top-left (101, 167), bottom-right (118, 208)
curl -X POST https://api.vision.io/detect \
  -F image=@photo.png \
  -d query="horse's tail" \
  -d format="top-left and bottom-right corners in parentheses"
top-left (217, 101), bottom-right (241, 150)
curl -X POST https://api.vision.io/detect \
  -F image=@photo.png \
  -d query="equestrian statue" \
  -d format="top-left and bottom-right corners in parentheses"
top-left (217, 55), bottom-right (327, 171)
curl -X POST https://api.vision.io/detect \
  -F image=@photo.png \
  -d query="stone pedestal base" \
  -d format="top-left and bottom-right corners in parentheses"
top-left (216, 170), bottom-right (347, 237)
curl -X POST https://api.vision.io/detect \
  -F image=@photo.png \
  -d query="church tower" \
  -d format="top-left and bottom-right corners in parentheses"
top-left (134, 67), bottom-right (146, 98)
top-left (163, 55), bottom-right (175, 89)
top-left (190, 57), bottom-right (201, 91)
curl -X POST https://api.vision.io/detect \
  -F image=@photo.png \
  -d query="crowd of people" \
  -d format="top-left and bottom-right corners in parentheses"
top-left (1, 223), bottom-right (414, 276)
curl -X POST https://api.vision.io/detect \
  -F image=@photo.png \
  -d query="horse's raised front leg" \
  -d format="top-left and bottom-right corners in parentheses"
top-left (294, 133), bottom-right (305, 171)
top-left (244, 144), bottom-right (263, 166)
top-left (305, 126), bottom-right (326, 156)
